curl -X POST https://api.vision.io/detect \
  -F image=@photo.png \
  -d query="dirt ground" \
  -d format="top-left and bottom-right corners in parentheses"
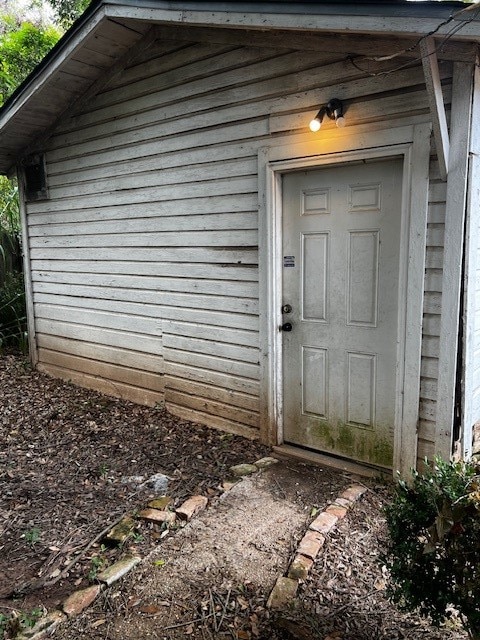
top-left (0, 353), bottom-right (470, 639)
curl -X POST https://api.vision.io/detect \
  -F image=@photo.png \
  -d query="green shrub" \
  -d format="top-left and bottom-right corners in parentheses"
top-left (0, 270), bottom-right (27, 351)
top-left (383, 457), bottom-right (480, 639)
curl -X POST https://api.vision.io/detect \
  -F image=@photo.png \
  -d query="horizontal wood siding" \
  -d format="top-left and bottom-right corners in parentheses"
top-left (418, 162), bottom-right (447, 465)
top-left (26, 28), bottom-right (450, 443)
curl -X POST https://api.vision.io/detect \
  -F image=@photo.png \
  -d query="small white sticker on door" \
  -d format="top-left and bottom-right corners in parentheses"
top-left (283, 255), bottom-right (295, 267)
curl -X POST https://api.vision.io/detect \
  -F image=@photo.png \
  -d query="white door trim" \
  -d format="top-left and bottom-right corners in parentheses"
top-left (258, 123), bottom-right (431, 478)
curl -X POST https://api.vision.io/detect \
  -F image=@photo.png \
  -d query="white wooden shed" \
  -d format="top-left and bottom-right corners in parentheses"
top-left (1, 0), bottom-right (480, 476)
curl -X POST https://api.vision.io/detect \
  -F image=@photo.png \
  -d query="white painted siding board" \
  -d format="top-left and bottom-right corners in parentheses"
top-left (38, 348), bottom-right (164, 393)
top-left (35, 304), bottom-right (162, 336)
top-left (424, 292), bottom-right (441, 315)
top-left (38, 363), bottom-right (163, 407)
top-left (418, 157), bottom-right (446, 461)
top-left (428, 203), bottom-right (446, 224)
top-left (34, 293), bottom-right (259, 331)
top-left (32, 284), bottom-right (259, 314)
top-left (429, 182), bottom-right (448, 202)
top-left (165, 403), bottom-right (258, 439)
top-left (165, 361), bottom-right (259, 395)
top-left (422, 336), bottom-right (440, 360)
top-left (36, 318), bottom-right (163, 355)
top-left (48, 156), bottom-right (256, 193)
top-left (419, 420), bottom-right (436, 443)
top-left (418, 439), bottom-right (435, 462)
top-left (421, 357), bottom-right (439, 380)
top-left (426, 226), bottom-right (445, 247)
top-left (269, 85), bottom-right (449, 135)
top-left (420, 399), bottom-right (437, 422)
top-left (27, 176), bottom-right (256, 213)
top-left (32, 272), bottom-right (258, 299)
top-left (165, 389), bottom-right (258, 428)
top-left (97, 42), bottom-right (237, 91)
top-left (28, 193), bottom-right (258, 224)
top-left (421, 378), bottom-right (438, 401)
top-left (422, 314), bottom-right (441, 336)
top-left (163, 347), bottom-right (259, 380)
top-left (29, 211), bottom-right (258, 237)
top-left (44, 121), bottom-right (269, 173)
top-left (426, 246), bottom-right (444, 270)
top-left (164, 376), bottom-right (259, 412)
top-left (30, 229), bottom-right (258, 249)
top-left (162, 334), bottom-right (259, 365)
top-left (164, 320), bottom-right (257, 348)
top-left (47, 156), bottom-right (257, 191)
top-left (29, 247), bottom-right (259, 264)
top-left (31, 260), bottom-right (258, 282)
top-left (47, 142), bottom-right (256, 184)
top-left (37, 333), bottom-right (163, 373)
top-left (424, 270), bottom-right (443, 293)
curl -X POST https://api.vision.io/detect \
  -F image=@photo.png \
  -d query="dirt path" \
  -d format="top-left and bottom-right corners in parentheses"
top-left (55, 462), bottom-right (352, 640)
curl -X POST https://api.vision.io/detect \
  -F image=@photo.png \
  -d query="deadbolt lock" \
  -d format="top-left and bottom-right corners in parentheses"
top-left (282, 304), bottom-right (292, 314)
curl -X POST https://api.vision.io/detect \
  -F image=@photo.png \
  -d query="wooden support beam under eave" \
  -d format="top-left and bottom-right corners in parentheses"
top-left (420, 36), bottom-right (450, 180)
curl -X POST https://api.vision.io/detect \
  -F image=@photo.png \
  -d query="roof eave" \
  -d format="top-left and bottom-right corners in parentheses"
top-left (1, 1), bottom-right (480, 174)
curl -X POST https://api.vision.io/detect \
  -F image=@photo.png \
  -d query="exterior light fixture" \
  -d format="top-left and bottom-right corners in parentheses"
top-left (309, 98), bottom-right (346, 132)
top-left (309, 107), bottom-right (325, 132)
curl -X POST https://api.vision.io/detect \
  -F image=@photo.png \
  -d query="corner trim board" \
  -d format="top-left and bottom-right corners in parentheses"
top-left (17, 168), bottom-right (38, 366)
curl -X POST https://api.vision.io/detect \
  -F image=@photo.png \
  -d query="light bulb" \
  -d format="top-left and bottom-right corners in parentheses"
top-left (309, 118), bottom-right (321, 132)
top-left (336, 116), bottom-right (346, 128)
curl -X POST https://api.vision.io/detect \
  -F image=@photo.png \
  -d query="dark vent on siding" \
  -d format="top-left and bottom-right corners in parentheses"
top-left (22, 155), bottom-right (48, 201)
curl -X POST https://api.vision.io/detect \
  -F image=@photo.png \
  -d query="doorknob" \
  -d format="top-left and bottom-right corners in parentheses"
top-left (280, 322), bottom-right (293, 332)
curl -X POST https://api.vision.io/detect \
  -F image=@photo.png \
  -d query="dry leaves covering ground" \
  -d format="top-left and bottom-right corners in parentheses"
top-left (0, 353), bottom-right (269, 615)
top-left (0, 353), bottom-right (472, 639)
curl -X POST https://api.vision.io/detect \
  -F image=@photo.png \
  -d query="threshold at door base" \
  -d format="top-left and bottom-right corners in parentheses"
top-left (272, 444), bottom-right (391, 479)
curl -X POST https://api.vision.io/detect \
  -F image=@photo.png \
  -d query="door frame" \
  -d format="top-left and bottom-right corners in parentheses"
top-left (258, 123), bottom-right (432, 477)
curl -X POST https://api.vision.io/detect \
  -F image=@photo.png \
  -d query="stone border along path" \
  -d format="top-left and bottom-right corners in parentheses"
top-left (13, 458), bottom-right (366, 640)
top-left (266, 484), bottom-right (367, 610)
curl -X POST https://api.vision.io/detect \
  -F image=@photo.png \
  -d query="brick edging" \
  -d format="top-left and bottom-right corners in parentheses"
top-left (266, 484), bottom-right (368, 610)
top-left (14, 463), bottom-right (364, 638)
top-left (13, 457), bottom-right (278, 640)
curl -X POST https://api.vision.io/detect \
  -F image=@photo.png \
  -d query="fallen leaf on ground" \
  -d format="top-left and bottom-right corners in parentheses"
top-left (91, 619), bottom-right (106, 629)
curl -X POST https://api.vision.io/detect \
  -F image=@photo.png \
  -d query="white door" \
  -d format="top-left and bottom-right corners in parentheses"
top-left (282, 158), bottom-right (403, 468)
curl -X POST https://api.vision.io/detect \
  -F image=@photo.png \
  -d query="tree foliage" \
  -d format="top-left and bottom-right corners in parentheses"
top-left (49, 0), bottom-right (91, 30)
top-left (0, 19), bottom-right (60, 105)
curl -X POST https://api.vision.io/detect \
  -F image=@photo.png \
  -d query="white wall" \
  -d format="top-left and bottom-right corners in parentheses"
top-left (24, 27), bottom-right (454, 450)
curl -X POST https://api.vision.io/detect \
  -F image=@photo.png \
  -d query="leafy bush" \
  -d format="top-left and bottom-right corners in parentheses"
top-left (0, 270), bottom-right (27, 351)
top-left (0, 176), bottom-right (25, 351)
top-left (0, 176), bottom-right (19, 233)
top-left (383, 457), bottom-right (480, 639)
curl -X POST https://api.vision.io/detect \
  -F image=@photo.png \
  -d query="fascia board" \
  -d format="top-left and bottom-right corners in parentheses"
top-left (104, 3), bottom-right (480, 41)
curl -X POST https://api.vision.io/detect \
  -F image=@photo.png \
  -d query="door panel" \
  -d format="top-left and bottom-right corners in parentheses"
top-left (282, 158), bottom-right (403, 468)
